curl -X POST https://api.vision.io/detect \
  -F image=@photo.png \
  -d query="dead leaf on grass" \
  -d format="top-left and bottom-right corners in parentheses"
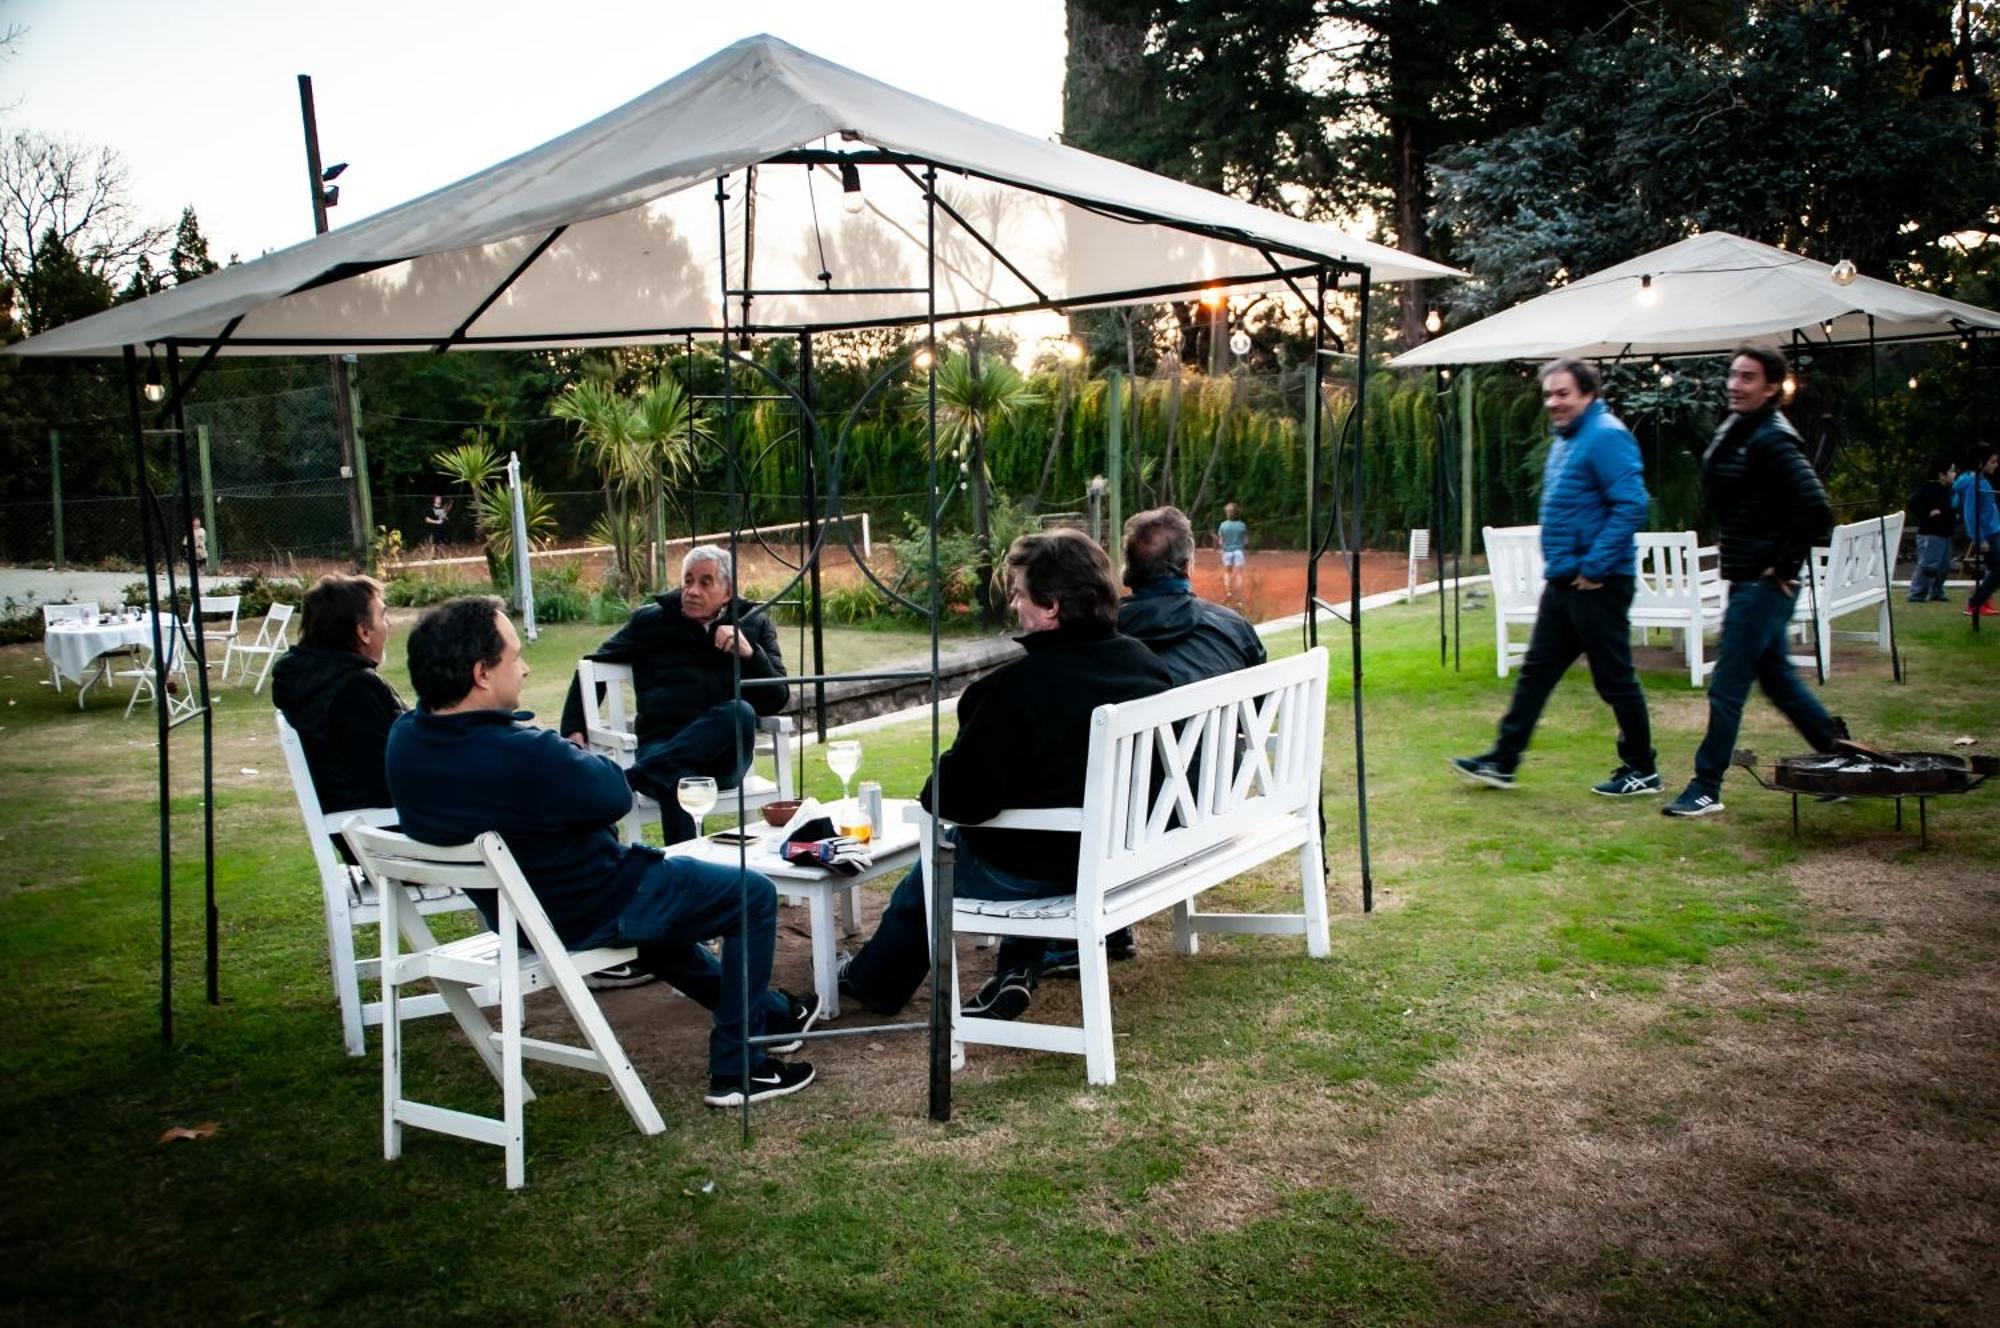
top-left (157, 1121), bottom-right (220, 1143)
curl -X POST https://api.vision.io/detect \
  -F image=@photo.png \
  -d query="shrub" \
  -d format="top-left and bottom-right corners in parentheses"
top-left (382, 574), bottom-right (487, 608)
top-left (530, 565), bottom-right (592, 624)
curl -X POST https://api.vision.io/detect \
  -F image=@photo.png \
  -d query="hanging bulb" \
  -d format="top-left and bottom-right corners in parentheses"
top-left (1059, 338), bottom-right (1085, 364)
top-left (1228, 328), bottom-right (1251, 357)
top-left (1782, 374), bottom-right (1799, 401)
top-left (839, 160), bottom-right (864, 215)
top-left (1830, 259), bottom-right (1858, 286)
top-left (142, 352), bottom-right (166, 404)
top-left (1424, 308), bottom-right (1442, 334)
top-left (1660, 371), bottom-right (1676, 388)
top-left (1908, 375), bottom-right (1919, 391)
top-left (1637, 274), bottom-right (1659, 306)
top-left (913, 346), bottom-right (934, 370)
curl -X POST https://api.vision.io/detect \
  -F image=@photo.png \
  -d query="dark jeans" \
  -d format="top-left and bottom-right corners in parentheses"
top-left (1908, 534), bottom-right (1951, 601)
top-left (1490, 576), bottom-right (1654, 774)
top-left (1692, 578), bottom-right (1842, 795)
top-left (632, 700), bottom-right (757, 844)
top-left (1972, 536), bottom-right (2000, 611)
top-left (840, 832), bottom-right (1058, 1015)
top-left (580, 853), bottom-right (786, 1078)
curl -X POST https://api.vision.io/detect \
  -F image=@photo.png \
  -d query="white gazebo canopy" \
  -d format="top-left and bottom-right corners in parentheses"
top-left (11, 34), bottom-right (1456, 359)
top-left (1393, 230), bottom-right (2000, 368)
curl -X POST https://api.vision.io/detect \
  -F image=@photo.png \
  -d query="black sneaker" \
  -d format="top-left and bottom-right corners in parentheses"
top-left (765, 989), bottom-right (823, 1055)
top-left (1662, 784), bottom-right (1725, 818)
top-left (1106, 926), bottom-right (1136, 961)
top-left (1448, 755), bottom-right (1515, 788)
top-left (703, 1059), bottom-right (815, 1108)
top-left (1591, 766), bottom-right (1663, 798)
top-left (583, 960), bottom-right (657, 990)
top-left (962, 968), bottom-right (1034, 1021)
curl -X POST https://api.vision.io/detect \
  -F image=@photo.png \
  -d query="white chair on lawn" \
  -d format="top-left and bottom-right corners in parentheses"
top-left (39, 603), bottom-right (94, 695)
top-left (1482, 524), bottom-right (1545, 677)
top-left (275, 711), bottom-right (491, 1056)
top-left (118, 629), bottom-right (198, 723)
top-left (345, 823), bottom-right (665, 1191)
top-left (1406, 528), bottom-right (1431, 602)
top-left (576, 657), bottom-right (795, 842)
top-left (185, 594), bottom-right (241, 672)
top-left (222, 602), bottom-right (294, 692)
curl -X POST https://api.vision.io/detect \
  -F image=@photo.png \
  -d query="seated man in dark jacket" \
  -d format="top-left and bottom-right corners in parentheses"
top-left (386, 597), bottom-right (819, 1108)
top-left (271, 574), bottom-right (403, 814)
top-left (837, 529), bottom-right (1174, 1023)
top-left (559, 545), bottom-right (788, 843)
top-left (1118, 506), bottom-right (1266, 686)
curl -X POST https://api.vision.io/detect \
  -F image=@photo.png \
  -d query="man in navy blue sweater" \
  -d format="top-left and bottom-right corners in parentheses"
top-left (385, 597), bottom-right (819, 1108)
top-left (1450, 358), bottom-right (1659, 797)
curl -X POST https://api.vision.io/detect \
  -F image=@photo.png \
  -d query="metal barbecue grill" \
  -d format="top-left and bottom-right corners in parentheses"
top-left (1732, 740), bottom-right (1997, 847)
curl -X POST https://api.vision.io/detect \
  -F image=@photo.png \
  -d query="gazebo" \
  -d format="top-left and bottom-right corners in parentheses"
top-left (9, 35), bottom-right (1455, 1113)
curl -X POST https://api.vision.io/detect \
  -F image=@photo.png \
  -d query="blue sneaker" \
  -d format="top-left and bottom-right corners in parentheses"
top-left (1662, 784), bottom-right (1725, 818)
top-left (1592, 766), bottom-right (1662, 798)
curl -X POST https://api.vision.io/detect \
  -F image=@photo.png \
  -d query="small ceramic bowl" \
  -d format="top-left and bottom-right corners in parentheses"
top-left (760, 799), bottom-right (803, 827)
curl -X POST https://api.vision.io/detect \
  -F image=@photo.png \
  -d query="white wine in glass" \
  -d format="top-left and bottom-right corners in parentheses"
top-left (676, 776), bottom-right (719, 826)
top-left (826, 740), bottom-right (862, 801)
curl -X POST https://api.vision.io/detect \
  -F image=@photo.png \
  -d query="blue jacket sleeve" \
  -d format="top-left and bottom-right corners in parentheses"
top-left (1581, 428), bottom-right (1650, 581)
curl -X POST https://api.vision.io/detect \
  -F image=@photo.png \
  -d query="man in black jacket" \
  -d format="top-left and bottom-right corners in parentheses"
top-left (1117, 506), bottom-right (1266, 686)
top-left (560, 545), bottom-right (788, 843)
top-left (271, 574), bottom-right (403, 815)
top-left (837, 529), bottom-right (1174, 1022)
top-left (387, 597), bottom-right (819, 1108)
top-left (1665, 345), bottom-right (1845, 819)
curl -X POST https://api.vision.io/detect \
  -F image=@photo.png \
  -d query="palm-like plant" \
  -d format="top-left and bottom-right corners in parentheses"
top-left (923, 351), bottom-right (1042, 620)
top-left (477, 479), bottom-right (559, 570)
top-left (554, 375), bottom-right (706, 593)
top-left (433, 437), bottom-right (508, 582)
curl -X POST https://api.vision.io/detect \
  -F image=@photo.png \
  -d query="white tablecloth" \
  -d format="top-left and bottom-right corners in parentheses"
top-left (43, 614), bottom-right (180, 685)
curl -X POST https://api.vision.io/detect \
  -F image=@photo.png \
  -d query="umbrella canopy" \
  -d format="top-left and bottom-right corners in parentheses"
top-left (1393, 230), bottom-right (2000, 367)
top-left (10, 34), bottom-right (1456, 359)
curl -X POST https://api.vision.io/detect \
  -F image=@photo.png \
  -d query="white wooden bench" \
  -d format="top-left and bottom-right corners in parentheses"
top-left (275, 711), bottom-right (493, 1056)
top-left (1482, 524), bottom-right (1544, 677)
top-left (914, 648), bottom-right (1331, 1086)
top-left (1405, 528), bottom-right (1431, 602)
top-left (1788, 512), bottom-right (1905, 678)
top-left (575, 657), bottom-right (795, 840)
top-left (1630, 531), bottom-right (1725, 688)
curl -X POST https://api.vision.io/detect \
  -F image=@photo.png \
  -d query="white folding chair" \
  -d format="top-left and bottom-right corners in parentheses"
top-left (345, 823), bottom-right (665, 1190)
top-left (40, 603), bottom-right (94, 695)
top-left (1406, 529), bottom-right (1432, 602)
top-left (186, 594), bottom-right (241, 671)
top-left (575, 657), bottom-right (795, 842)
top-left (274, 711), bottom-right (489, 1056)
top-left (223, 603), bottom-right (294, 691)
top-left (117, 628), bottom-right (198, 723)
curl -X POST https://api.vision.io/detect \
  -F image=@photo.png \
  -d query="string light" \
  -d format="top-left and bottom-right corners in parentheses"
top-left (839, 160), bottom-right (864, 216)
top-left (1228, 328), bottom-right (1252, 357)
top-left (1424, 308), bottom-right (1443, 334)
top-left (913, 346), bottom-right (934, 370)
top-left (1830, 259), bottom-right (1858, 286)
top-left (1637, 274), bottom-right (1659, 305)
top-left (1782, 374), bottom-right (1799, 401)
top-left (1059, 339), bottom-right (1084, 364)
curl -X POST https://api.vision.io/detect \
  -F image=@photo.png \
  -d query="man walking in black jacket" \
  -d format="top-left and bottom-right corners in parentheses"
top-left (1666, 345), bottom-right (1845, 819)
top-left (560, 545), bottom-right (788, 843)
top-left (838, 529), bottom-right (1173, 1022)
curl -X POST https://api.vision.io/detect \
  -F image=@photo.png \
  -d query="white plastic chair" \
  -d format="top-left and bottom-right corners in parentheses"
top-left (117, 629), bottom-right (198, 723)
top-left (1406, 529), bottom-right (1431, 602)
top-left (186, 594), bottom-right (241, 671)
top-left (274, 711), bottom-right (490, 1056)
top-left (39, 603), bottom-right (94, 695)
top-left (345, 823), bottom-right (665, 1190)
top-left (223, 603), bottom-right (294, 691)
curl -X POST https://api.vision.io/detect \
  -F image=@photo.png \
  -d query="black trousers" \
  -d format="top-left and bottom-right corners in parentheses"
top-left (1491, 576), bottom-right (1654, 774)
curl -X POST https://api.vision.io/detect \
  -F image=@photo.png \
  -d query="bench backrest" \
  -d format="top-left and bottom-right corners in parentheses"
top-left (576, 657), bottom-right (639, 749)
top-left (1482, 525), bottom-right (1543, 612)
top-left (1632, 531), bottom-right (1716, 611)
top-left (1816, 513), bottom-right (1904, 607)
top-left (1073, 648), bottom-right (1328, 908)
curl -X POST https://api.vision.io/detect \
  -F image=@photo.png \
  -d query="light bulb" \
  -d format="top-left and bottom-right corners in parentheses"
top-left (1660, 372), bottom-right (1675, 388)
top-left (1229, 329), bottom-right (1251, 357)
top-left (1830, 259), bottom-right (1858, 286)
top-left (1908, 375), bottom-right (1919, 391)
top-left (1424, 308), bottom-right (1442, 334)
top-left (1637, 274), bottom-right (1659, 305)
top-left (142, 382), bottom-right (167, 404)
top-left (1059, 339), bottom-right (1084, 364)
top-left (1200, 289), bottom-right (1226, 310)
top-left (1782, 374), bottom-right (1799, 400)
top-left (913, 347), bottom-right (934, 370)
top-left (839, 160), bottom-right (864, 215)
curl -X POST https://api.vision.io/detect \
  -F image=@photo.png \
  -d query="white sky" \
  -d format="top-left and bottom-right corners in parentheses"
top-left (0, 0), bottom-right (1069, 264)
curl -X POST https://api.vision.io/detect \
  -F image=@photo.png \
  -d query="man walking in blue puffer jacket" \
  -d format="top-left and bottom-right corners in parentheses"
top-left (1451, 358), bottom-right (1659, 797)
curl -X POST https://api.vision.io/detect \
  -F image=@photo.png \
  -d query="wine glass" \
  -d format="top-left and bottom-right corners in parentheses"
top-left (826, 740), bottom-right (862, 803)
top-left (676, 776), bottom-right (718, 832)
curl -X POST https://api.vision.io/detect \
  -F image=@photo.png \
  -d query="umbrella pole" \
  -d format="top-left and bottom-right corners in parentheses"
top-left (1350, 268), bottom-right (1374, 917)
top-left (1433, 367), bottom-right (1447, 666)
top-left (125, 345), bottom-right (173, 1047)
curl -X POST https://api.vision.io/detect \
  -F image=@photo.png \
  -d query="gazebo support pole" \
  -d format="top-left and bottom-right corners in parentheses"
top-left (799, 331), bottom-right (829, 740)
top-left (1433, 367), bottom-right (1448, 666)
top-left (923, 163), bottom-right (952, 1125)
top-left (1350, 269), bottom-right (1375, 916)
top-left (1868, 316), bottom-right (1905, 680)
top-left (1302, 273), bottom-right (1322, 651)
top-left (124, 345), bottom-right (173, 1046)
top-left (167, 345), bottom-right (220, 1002)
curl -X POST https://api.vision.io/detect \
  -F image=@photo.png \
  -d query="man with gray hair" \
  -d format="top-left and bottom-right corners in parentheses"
top-left (1118, 506), bottom-right (1265, 686)
top-left (1449, 357), bottom-right (1658, 798)
top-left (561, 544), bottom-right (789, 845)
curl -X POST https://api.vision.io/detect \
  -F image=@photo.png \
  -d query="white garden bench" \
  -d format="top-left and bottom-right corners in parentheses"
top-left (1630, 531), bottom-right (1725, 688)
top-left (1482, 524), bottom-right (1544, 677)
top-left (575, 657), bottom-right (795, 840)
top-left (914, 648), bottom-right (1331, 1086)
top-left (1788, 512), bottom-right (1905, 678)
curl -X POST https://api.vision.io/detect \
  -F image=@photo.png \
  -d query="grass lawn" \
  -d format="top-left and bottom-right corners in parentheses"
top-left (0, 600), bottom-right (1994, 1325)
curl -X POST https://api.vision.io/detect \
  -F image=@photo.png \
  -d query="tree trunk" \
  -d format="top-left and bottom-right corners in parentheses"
top-left (1028, 373), bottom-right (1074, 513)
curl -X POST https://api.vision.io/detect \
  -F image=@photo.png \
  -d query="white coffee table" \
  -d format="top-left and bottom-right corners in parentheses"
top-left (660, 799), bottom-right (922, 1017)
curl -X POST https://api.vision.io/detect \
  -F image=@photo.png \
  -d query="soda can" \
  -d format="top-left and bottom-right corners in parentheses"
top-left (859, 780), bottom-right (884, 837)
